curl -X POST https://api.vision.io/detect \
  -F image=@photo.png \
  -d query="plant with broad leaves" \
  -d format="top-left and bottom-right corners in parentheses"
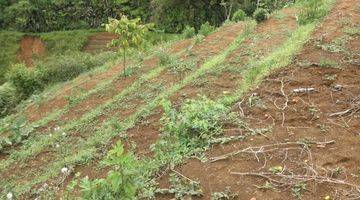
top-left (105, 16), bottom-right (150, 76)
top-left (80, 141), bottom-right (139, 200)
top-left (161, 96), bottom-right (228, 148)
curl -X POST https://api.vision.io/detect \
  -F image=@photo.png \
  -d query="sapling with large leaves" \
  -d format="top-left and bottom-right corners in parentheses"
top-left (105, 16), bottom-right (149, 76)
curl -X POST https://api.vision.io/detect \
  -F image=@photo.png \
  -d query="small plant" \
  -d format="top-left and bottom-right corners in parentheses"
top-left (80, 141), bottom-right (139, 199)
top-left (269, 166), bottom-right (283, 174)
top-left (323, 74), bottom-right (337, 81)
top-left (161, 96), bottom-right (228, 148)
top-left (198, 22), bottom-right (215, 36)
top-left (182, 25), bottom-right (196, 39)
top-left (211, 187), bottom-right (238, 200)
top-left (319, 58), bottom-right (339, 68)
top-left (292, 182), bottom-right (306, 200)
top-left (106, 16), bottom-right (149, 77)
top-left (156, 173), bottom-right (203, 199)
top-left (156, 47), bottom-right (174, 66)
top-left (344, 27), bottom-right (360, 36)
top-left (232, 9), bottom-right (247, 22)
top-left (253, 8), bottom-right (268, 22)
top-left (195, 34), bottom-right (205, 44)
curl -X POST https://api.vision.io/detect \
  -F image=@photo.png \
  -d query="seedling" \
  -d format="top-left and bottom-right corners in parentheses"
top-left (106, 16), bottom-right (150, 77)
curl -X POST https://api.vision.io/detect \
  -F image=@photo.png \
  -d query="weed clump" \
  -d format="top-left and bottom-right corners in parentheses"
top-left (161, 96), bottom-right (227, 147)
top-left (297, 0), bottom-right (329, 24)
top-left (198, 22), bottom-right (215, 36)
top-left (232, 9), bottom-right (247, 22)
top-left (182, 26), bottom-right (196, 39)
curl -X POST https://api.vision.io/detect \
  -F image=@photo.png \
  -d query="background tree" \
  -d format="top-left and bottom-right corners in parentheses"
top-left (105, 16), bottom-right (149, 76)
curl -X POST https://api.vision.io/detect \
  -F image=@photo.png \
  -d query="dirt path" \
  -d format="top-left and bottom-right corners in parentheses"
top-left (157, 0), bottom-right (360, 199)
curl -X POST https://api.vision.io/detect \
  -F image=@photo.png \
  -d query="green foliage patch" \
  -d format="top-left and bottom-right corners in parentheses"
top-left (253, 8), bottom-right (269, 22)
top-left (198, 22), bottom-right (216, 36)
top-left (80, 141), bottom-right (139, 200)
top-left (39, 30), bottom-right (96, 55)
top-left (161, 96), bottom-right (228, 148)
top-left (0, 31), bottom-right (24, 84)
top-left (232, 9), bottom-right (247, 22)
top-left (297, 0), bottom-right (333, 24)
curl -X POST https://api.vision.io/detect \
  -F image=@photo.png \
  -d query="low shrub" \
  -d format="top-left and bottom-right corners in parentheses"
top-left (198, 22), bottom-right (215, 36)
top-left (182, 25), bottom-right (196, 39)
top-left (161, 96), bottom-right (228, 147)
top-left (232, 9), bottom-right (247, 22)
top-left (6, 64), bottom-right (43, 97)
top-left (253, 8), bottom-right (268, 22)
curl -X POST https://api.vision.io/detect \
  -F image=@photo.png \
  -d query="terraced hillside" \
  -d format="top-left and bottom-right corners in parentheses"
top-left (0, 0), bottom-right (359, 199)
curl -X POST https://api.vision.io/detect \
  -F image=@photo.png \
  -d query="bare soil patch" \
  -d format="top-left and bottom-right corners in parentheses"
top-left (17, 35), bottom-right (46, 67)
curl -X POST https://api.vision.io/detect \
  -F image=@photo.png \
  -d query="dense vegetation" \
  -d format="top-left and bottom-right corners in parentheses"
top-left (0, 0), bottom-right (294, 33)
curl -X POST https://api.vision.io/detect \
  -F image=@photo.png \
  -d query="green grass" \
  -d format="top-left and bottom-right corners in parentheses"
top-left (344, 27), bottom-right (360, 36)
top-left (0, 31), bottom-right (24, 84)
top-left (38, 29), bottom-right (98, 55)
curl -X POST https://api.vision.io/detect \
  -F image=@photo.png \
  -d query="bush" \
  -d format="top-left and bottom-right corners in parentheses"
top-left (253, 8), bottom-right (268, 22)
top-left (182, 26), bottom-right (196, 39)
top-left (161, 96), bottom-right (228, 147)
top-left (0, 83), bottom-right (20, 117)
top-left (80, 141), bottom-right (139, 200)
top-left (198, 22), bottom-right (215, 36)
top-left (297, 0), bottom-right (328, 25)
top-left (232, 9), bottom-right (247, 22)
top-left (6, 64), bottom-right (43, 97)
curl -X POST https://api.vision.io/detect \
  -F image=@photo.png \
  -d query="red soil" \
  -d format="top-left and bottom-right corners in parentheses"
top-left (157, 0), bottom-right (360, 199)
top-left (17, 36), bottom-right (46, 67)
